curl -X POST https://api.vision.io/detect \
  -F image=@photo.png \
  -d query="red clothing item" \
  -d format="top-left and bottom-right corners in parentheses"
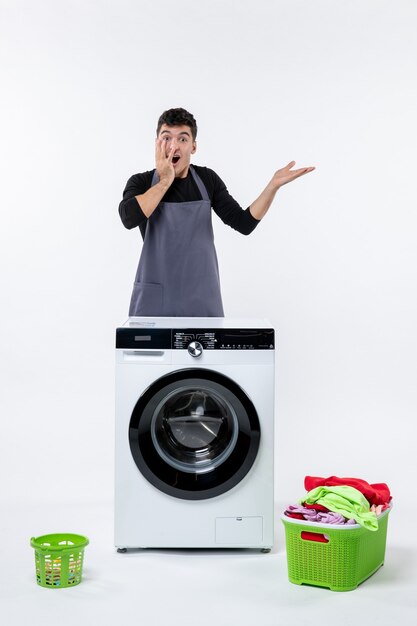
top-left (302, 502), bottom-right (330, 513)
top-left (284, 512), bottom-right (305, 520)
top-left (304, 475), bottom-right (391, 506)
top-left (301, 531), bottom-right (329, 543)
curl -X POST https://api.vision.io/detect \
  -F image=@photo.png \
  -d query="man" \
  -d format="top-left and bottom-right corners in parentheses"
top-left (119, 108), bottom-right (315, 317)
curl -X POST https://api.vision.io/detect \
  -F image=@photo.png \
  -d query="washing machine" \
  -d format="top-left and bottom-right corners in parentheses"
top-left (115, 317), bottom-right (275, 550)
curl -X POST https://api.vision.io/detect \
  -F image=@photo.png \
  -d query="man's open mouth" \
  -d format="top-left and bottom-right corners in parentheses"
top-left (172, 155), bottom-right (180, 164)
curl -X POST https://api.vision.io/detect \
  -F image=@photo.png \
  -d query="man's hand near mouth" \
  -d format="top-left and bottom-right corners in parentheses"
top-left (131, 139), bottom-right (175, 218)
top-left (156, 138), bottom-right (175, 186)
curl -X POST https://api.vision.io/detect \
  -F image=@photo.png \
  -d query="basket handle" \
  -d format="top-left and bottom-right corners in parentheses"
top-left (301, 531), bottom-right (329, 543)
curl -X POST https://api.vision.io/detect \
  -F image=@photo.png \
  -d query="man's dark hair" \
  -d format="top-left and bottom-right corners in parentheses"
top-left (156, 108), bottom-right (198, 140)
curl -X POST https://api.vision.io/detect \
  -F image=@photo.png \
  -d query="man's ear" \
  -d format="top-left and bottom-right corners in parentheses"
top-left (191, 141), bottom-right (197, 154)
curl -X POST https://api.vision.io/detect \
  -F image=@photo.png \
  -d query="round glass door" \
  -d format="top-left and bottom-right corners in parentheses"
top-left (152, 386), bottom-right (239, 474)
top-left (129, 369), bottom-right (260, 500)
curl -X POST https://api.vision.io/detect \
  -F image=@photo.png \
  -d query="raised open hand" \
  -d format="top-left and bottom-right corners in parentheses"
top-left (271, 161), bottom-right (315, 190)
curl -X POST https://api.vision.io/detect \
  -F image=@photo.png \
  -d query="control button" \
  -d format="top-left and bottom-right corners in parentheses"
top-left (188, 341), bottom-right (203, 358)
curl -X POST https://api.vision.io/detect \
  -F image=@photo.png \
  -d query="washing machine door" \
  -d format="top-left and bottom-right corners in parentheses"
top-left (129, 369), bottom-right (260, 500)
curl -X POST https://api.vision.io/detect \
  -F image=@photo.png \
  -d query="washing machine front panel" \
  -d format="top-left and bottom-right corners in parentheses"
top-left (129, 368), bottom-right (260, 500)
top-left (115, 317), bottom-right (275, 549)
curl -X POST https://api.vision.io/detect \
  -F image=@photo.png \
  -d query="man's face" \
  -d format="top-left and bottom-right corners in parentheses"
top-left (158, 124), bottom-right (196, 178)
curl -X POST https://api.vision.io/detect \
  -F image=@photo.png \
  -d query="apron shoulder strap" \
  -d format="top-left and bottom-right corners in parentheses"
top-left (151, 169), bottom-right (159, 186)
top-left (189, 166), bottom-right (210, 202)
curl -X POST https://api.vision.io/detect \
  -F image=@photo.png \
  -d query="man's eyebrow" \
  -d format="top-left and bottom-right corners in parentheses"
top-left (160, 130), bottom-right (191, 137)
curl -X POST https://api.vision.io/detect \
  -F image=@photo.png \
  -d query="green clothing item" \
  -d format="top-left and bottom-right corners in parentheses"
top-left (302, 485), bottom-right (378, 531)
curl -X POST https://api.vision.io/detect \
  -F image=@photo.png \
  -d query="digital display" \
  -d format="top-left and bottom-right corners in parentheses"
top-left (134, 335), bottom-right (151, 341)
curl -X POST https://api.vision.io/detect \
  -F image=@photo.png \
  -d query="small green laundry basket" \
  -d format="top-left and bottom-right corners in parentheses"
top-left (281, 508), bottom-right (390, 591)
top-left (30, 533), bottom-right (89, 588)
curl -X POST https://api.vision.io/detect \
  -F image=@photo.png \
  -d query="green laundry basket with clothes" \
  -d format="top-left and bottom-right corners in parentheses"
top-left (30, 533), bottom-right (89, 588)
top-left (281, 507), bottom-right (391, 591)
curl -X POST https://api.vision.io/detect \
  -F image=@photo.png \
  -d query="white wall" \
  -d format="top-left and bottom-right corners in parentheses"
top-left (1, 0), bottom-right (416, 507)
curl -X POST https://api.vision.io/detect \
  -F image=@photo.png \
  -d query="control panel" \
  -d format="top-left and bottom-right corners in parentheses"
top-left (173, 329), bottom-right (274, 350)
top-left (116, 327), bottom-right (274, 350)
top-left (174, 332), bottom-right (216, 350)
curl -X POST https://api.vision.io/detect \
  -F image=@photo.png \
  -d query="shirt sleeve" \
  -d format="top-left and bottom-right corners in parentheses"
top-left (118, 172), bottom-right (152, 230)
top-left (205, 168), bottom-right (260, 235)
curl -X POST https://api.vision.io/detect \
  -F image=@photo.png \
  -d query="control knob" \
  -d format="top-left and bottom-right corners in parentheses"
top-left (188, 341), bottom-right (203, 358)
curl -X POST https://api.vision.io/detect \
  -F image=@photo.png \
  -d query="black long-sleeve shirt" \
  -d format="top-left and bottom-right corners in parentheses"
top-left (118, 164), bottom-right (260, 240)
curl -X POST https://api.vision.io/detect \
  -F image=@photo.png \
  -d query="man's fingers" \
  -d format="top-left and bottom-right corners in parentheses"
top-left (155, 138), bottom-right (173, 162)
top-left (295, 166), bottom-right (315, 176)
top-left (286, 166), bottom-right (315, 175)
top-left (155, 138), bottom-right (163, 157)
top-left (283, 163), bottom-right (315, 175)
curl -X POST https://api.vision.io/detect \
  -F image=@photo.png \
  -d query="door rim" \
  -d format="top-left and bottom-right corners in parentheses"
top-left (129, 368), bottom-right (261, 500)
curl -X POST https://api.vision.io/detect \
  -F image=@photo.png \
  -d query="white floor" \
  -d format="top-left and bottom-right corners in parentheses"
top-left (1, 499), bottom-right (416, 626)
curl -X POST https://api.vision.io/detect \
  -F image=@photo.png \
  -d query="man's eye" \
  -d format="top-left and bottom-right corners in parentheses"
top-left (180, 137), bottom-right (187, 142)
top-left (163, 136), bottom-right (170, 141)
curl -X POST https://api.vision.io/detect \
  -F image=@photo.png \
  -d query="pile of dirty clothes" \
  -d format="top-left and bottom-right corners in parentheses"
top-left (284, 475), bottom-right (392, 531)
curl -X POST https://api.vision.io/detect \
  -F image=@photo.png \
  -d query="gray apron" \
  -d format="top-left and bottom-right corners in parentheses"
top-left (129, 166), bottom-right (224, 317)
